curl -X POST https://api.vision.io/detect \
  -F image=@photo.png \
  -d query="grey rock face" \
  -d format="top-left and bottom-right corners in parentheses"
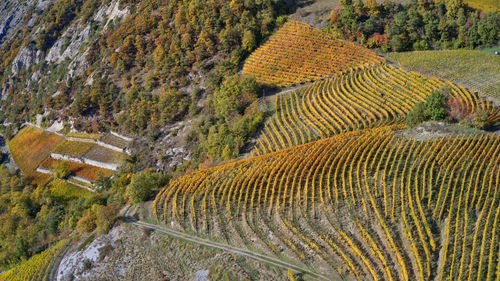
top-left (11, 43), bottom-right (43, 76)
top-left (0, 0), bottom-right (55, 46)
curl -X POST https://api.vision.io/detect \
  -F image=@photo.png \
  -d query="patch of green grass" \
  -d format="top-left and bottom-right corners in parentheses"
top-left (77, 234), bottom-right (96, 251)
top-left (481, 46), bottom-right (500, 54)
top-left (50, 180), bottom-right (93, 202)
top-left (389, 50), bottom-right (500, 101)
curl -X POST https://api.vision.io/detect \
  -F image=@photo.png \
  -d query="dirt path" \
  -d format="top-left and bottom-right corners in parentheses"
top-left (123, 206), bottom-right (332, 281)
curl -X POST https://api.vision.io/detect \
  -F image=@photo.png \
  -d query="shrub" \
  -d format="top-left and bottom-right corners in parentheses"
top-left (95, 204), bottom-right (119, 234)
top-left (462, 111), bottom-right (491, 129)
top-left (447, 96), bottom-right (468, 121)
top-left (406, 102), bottom-right (427, 128)
top-left (125, 171), bottom-right (169, 204)
top-left (53, 161), bottom-right (70, 179)
top-left (424, 90), bottom-right (449, 121)
top-left (76, 212), bottom-right (97, 234)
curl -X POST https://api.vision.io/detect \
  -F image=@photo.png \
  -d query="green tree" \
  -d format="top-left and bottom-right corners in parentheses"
top-left (15, 237), bottom-right (29, 260)
top-left (242, 30), bottom-right (257, 52)
top-left (340, 0), bottom-right (353, 7)
top-left (424, 90), bottom-right (448, 121)
top-left (53, 161), bottom-right (70, 180)
top-left (445, 0), bottom-right (463, 18)
top-left (125, 171), bottom-right (169, 204)
top-left (406, 102), bottom-right (426, 128)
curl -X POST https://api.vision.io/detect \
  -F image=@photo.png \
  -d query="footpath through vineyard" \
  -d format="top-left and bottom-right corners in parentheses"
top-left (155, 127), bottom-right (500, 281)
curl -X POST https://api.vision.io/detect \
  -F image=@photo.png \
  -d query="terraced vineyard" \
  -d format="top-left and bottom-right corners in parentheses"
top-left (0, 239), bottom-right (68, 281)
top-left (253, 64), bottom-right (500, 154)
top-left (242, 20), bottom-right (385, 87)
top-left (155, 128), bottom-right (500, 280)
top-left (39, 158), bottom-right (113, 181)
top-left (53, 140), bottom-right (96, 157)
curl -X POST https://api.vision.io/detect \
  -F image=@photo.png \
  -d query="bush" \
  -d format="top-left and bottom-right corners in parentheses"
top-left (76, 212), bottom-right (97, 234)
top-left (53, 161), bottom-right (70, 179)
top-left (447, 97), bottom-right (468, 121)
top-left (462, 111), bottom-right (491, 129)
top-left (406, 102), bottom-right (427, 128)
top-left (424, 90), bottom-right (448, 121)
top-left (125, 171), bottom-right (169, 204)
top-left (95, 204), bottom-right (119, 234)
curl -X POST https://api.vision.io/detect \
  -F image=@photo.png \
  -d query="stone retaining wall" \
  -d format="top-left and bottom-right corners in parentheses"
top-left (36, 167), bottom-right (94, 186)
top-left (111, 131), bottom-right (133, 142)
top-left (50, 153), bottom-right (120, 171)
top-left (96, 140), bottom-right (127, 154)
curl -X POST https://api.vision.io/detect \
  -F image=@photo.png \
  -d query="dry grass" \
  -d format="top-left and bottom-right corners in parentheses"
top-left (8, 126), bottom-right (63, 179)
top-left (39, 158), bottom-right (113, 181)
top-left (53, 140), bottom-right (96, 157)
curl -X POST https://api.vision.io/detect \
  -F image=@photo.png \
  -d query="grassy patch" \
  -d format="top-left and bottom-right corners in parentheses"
top-left (389, 50), bottom-right (500, 101)
top-left (77, 233), bottom-right (96, 251)
top-left (9, 126), bottom-right (64, 180)
top-left (482, 46), bottom-right (500, 54)
top-left (40, 158), bottom-right (113, 181)
top-left (50, 180), bottom-right (93, 202)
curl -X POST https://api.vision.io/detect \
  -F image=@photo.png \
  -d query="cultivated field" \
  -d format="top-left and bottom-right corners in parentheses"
top-left (0, 239), bottom-right (68, 281)
top-left (66, 132), bottom-right (102, 139)
top-left (83, 146), bottom-right (126, 164)
top-left (253, 64), bottom-right (500, 154)
top-left (40, 158), bottom-right (113, 182)
top-left (8, 126), bottom-right (63, 179)
top-left (463, 0), bottom-right (500, 12)
top-left (389, 50), bottom-right (500, 101)
top-left (100, 133), bottom-right (131, 150)
top-left (52, 140), bottom-right (96, 157)
top-left (242, 20), bottom-right (385, 87)
top-left (155, 128), bottom-right (500, 280)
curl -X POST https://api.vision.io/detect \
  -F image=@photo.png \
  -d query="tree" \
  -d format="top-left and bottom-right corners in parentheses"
top-left (242, 30), bottom-right (256, 52)
top-left (125, 171), bottom-right (168, 204)
top-left (53, 161), bottom-right (70, 180)
top-left (15, 237), bottom-right (29, 260)
top-left (406, 102), bottom-right (426, 128)
top-left (364, 0), bottom-right (379, 16)
top-left (76, 212), bottom-right (96, 234)
top-left (445, 0), bottom-right (463, 18)
top-left (340, 0), bottom-right (353, 7)
top-left (95, 204), bottom-right (119, 234)
top-left (424, 90), bottom-right (448, 121)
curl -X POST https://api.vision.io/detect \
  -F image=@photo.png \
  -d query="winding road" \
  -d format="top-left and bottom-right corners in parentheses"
top-left (123, 206), bottom-right (332, 281)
